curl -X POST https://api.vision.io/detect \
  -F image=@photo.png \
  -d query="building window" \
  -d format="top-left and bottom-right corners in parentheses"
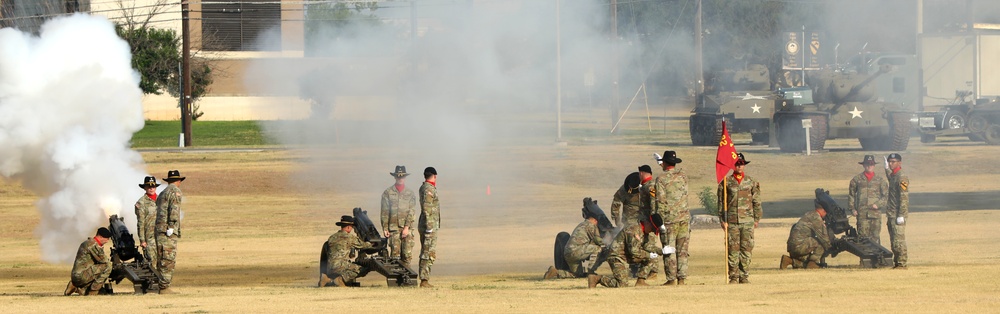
top-left (201, 0), bottom-right (281, 51)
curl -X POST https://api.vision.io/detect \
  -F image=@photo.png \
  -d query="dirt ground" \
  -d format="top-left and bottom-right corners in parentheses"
top-left (2, 105), bottom-right (1000, 313)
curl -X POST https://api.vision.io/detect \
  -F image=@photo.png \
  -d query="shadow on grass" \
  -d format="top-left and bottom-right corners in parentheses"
top-left (763, 190), bottom-right (1000, 219)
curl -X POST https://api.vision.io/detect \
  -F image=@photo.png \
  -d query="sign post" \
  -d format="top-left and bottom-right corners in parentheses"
top-left (802, 118), bottom-right (812, 155)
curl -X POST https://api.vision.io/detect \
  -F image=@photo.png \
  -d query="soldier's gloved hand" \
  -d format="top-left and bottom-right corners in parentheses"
top-left (660, 224), bottom-right (667, 234)
top-left (425, 228), bottom-right (434, 234)
top-left (662, 246), bottom-right (675, 255)
top-left (653, 153), bottom-right (663, 165)
top-left (166, 228), bottom-right (174, 236)
top-left (649, 252), bottom-right (659, 259)
top-left (883, 156), bottom-right (890, 170)
top-left (896, 217), bottom-right (904, 225)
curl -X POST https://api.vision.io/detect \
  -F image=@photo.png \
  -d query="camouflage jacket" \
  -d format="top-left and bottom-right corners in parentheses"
top-left (564, 220), bottom-right (603, 257)
top-left (608, 224), bottom-right (658, 264)
top-left (848, 172), bottom-right (888, 219)
top-left (134, 194), bottom-right (157, 241)
top-left (650, 168), bottom-right (689, 223)
top-left (381, 185), bottom-right (417, 232)
top-left (885, 168), bottom-right (909, 218)
top-left (611, 183), bottom-right (643, 226)
top-left (155, 184), bottom-right (183, 237)
top-left (325, 230), bottom-right (373, 270)
top-left (717, 173), bottom-right (762, 224)
top-left (71, 237), bottom-right (108, 280)
top-left (418, 182), bottom-right (440, 231)
top-left (787, 210), bottom-right (831, 250)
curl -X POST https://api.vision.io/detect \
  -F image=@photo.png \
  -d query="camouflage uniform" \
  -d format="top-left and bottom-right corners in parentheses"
top-left (381, 185), bottom-right (417, 265)
top-left (611, 182), bottom-right (643, 227)
top-left (786, 210), bottom-right (831, 267)
top-left (650, 167), bottom-right (689, 282)
top-left (70, 237), bottom-right (111, 292)
top-left (597, 224), bottom-right (659, 287)
top-left (885, 167), bottom-right (909, 267)
top-left (155, 184), bottom-right (182, 289)
top-left (848, 172), bottom-right (888, 244)
top-left (717, 173), bottom-right (762, 282)
top-left (135, 193), bottom-right (158, 267)
top-left (325, 229), bottom-right (374, 281)
top-left (418, 181), bottom-right (440, 280)
top-left (555, 220), bottom-right (604, 278)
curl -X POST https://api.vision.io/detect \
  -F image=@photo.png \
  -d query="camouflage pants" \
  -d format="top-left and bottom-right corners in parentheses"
top-left (726, 222), bottom-right (754, 280)
top-left (557, 244), bottom-right (603, 278)
top-left (156, 234), bottom-right (179, 288)
top-left (660, 220), bottom-right (690, 281)
top-left (328, 262), bottom-right (363, 281)
top-left (140, 235), bottom-right (158, 270)
top-left (787, 238), bottom-right (822, 266)
top-left (418, 230), bottom-right (437, 280)
top-left (387, 230), bottom-right (416, 266)
top-left (887, 218), bottom-right (907, 266)
top-left (599, 256), bottom-right (651, 288)
top-left (856, 216), bottom-right (882, 245)
top-left (71, 263), bottom-right (111, 291)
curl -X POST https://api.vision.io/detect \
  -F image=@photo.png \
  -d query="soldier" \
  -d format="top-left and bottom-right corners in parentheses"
top-left (543, 201), bottom-right (606, 279)
top-left (135, 176), bottom-right (160, 268)
top-left (650, 150), bottom-right (689, 285)
top-left (611, 165), bottom-right (654, 227)
top-left (64, 227), bottom-right (113, 296)
top-left (588, 214), bottom-right (666, 288)
top-left (884, 153), bottom-right (909, 269)
top-left (848, 155), bottom-right (888, 245)
top-left (381, 165), bottom-right (417, 266)
top-left (155, 170), bottom-right (185, 294)
top-left (780, 200), bottom-right (831, 269)
top-left (717, 153), bottom-right (762, 284)
top-left (319, 215), bottom-right (374, 287)
top-left (418, 167), bottom-right (440, 288)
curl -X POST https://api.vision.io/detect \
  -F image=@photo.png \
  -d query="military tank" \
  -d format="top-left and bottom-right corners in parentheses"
top-left (773, 64), bottom-right (913, 152)
top-left (689, 64), bottom-right (775, 146)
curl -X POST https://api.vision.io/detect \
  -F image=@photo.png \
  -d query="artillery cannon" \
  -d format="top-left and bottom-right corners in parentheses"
top-left (551, 197), bottom-right (615, 276)
top-left (814, 189), bottom-right (893, 268)
top-left (104, 215), bottom-right (163, 294)
top-left (318, 207), bottom-right (418, 287)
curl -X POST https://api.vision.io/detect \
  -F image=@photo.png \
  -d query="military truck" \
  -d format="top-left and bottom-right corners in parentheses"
top-left (689, 64), bottom-right (776, 146)
top-left (916, 91), bottom-right (1000, 144)
top-left (772, 63), bottom-right (914, 152)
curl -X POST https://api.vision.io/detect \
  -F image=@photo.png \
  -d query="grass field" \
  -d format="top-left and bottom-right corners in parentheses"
top-left (4, 105), bottom-right (1000, 313)
top-left (131, 121), bottom-right (274, 147)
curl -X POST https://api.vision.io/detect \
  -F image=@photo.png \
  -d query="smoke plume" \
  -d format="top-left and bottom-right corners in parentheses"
top-left (0, 14), bottom-right (147, 263)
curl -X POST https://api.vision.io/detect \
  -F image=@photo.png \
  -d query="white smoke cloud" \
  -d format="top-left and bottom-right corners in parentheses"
top-left (0, 14), bottom-right (148, 263)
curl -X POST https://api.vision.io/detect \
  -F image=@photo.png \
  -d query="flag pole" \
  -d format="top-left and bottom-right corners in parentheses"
top-left (723, 177), bottom-right (728, 282)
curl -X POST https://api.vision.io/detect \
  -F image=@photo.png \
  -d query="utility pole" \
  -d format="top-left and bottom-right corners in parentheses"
top-left (610, 0), bottom-right (619, 135)
top-left (556, 0), bottom-right (562, 140)
top-left (694, 0), bottom-right (703, 100)
top-left (181, 0), bottom-right (192, 147)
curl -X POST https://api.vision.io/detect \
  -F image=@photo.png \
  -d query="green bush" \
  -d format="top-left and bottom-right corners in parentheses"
top-left (698, 186), bottom-right (718, 214)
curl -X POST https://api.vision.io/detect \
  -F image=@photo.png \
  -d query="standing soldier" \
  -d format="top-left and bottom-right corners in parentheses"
top-left (135, 176), bottom-right (160, 268)
top-left (320, 215), bottom-right (374, 287)
top-left (155, 170), bottom-right (185, 294)
top-left (717, 153), bottom-right (762, 284)
top-left (780, 200), bottom-right (831, 269)
top-left (848, 155), bottom-right (888, 245)
top-left (543, 201), bottom-right (606, 279)
top-left (588, 215), bottom-right (666, 288)
top-left (381, 166), bottom-right (417, 266)
top-left (650, 151), bottom-right (689, 285)
top-left (612, 165), bottom-right (654, 227)
top-left (64, 227), bottom-right (113, 296)
top-left (884, 153), bottom-right (909, 269)
top-left (418, 167), bottom-right (440, 288)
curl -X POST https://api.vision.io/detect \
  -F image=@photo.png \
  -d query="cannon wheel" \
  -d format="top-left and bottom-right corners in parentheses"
top-left (319, 241), bottom-right (329, 285)
top-left (553, 232), bottom-right (571, 271)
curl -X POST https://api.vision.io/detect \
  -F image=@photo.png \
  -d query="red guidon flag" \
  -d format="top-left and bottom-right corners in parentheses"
top-left (716, 121), bottom-right (738, 183)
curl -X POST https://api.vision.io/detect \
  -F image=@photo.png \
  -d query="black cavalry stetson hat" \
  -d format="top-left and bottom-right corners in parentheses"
top-left (335, 215), bottom-right (355, 227)
top-left (390, 165), bottom-right (410, 178)
top-left (164, 170), bottom-right (186, 182)
top-left (736, 153), bottom-right (750, 165)
top-left (625, 172), bottom-right (642, 193)
top-left (139, 176), bottom-right (160, 188)
top-left (659, 150), bottom-right (683, 164)
top-left (859, 155), bottom-right (877, 165)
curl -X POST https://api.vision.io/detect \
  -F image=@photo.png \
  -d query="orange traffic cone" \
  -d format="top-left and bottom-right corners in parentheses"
top-left (486, 185), bottom-right (491, 196)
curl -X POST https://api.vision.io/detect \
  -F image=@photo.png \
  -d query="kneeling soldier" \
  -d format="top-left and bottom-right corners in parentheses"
top-left (781, 200), bottom-right (832, 269)
top-left (65, 227), bottom-right (113, 296)
top-left (589, 214), bottom-right (667, 288)
top-left (544, 202), bottom-right (607, 279)
top-left (320, 216), bottom-right (373, 287)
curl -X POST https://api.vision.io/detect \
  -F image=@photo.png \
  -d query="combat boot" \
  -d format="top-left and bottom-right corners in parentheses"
top-left (677, 278), bottom-right (686, 285)
top-left (646, 272), bottom-right (657, 281)
top-left (64, 281), bottom-right (79, 296)
top-left (738, 277), bottom-right (750, 284)
top-left (633, 278), bottom-right (649, 287)
top-left (779, 255), bottom-right (793, 269)
top-left (661, 280), bottom-right (675, 286)
top-left (158, 287), bottom-right (177, 294)
top-left (806, 261), bottom-right (821, 269)
top-left (587, 274), bottom-right (602, 288)
top-left (419, 280), bottom-right (434, 288)
top-left (85, 288), bottom-right (100, 296)
top-left (318, 273), bottom-right (333, 287)
top-left (333, 276), bottom-right (347, 287)
top-left (728, 279), bottom-right (738, 284)
top-left (543, 266), bottom-right (558, 280)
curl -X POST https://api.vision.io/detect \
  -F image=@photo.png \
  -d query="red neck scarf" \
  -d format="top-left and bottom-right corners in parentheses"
top-left (733, 173), bottom-right (744, 184)
top-left (147, 192), bottom-right (157, 201)
top-left (426, 181), bottom-right (436, 187)
top-left (892, 167), bottom-right (901, 175)
top-left (95, 237), bottom-right (104, 246)
top-left (395, 184), bottom-right (405, 192)
top-left (864, 171), bottom-right (874, 181)
top-left (641, 176), bottom-right (652, 184)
